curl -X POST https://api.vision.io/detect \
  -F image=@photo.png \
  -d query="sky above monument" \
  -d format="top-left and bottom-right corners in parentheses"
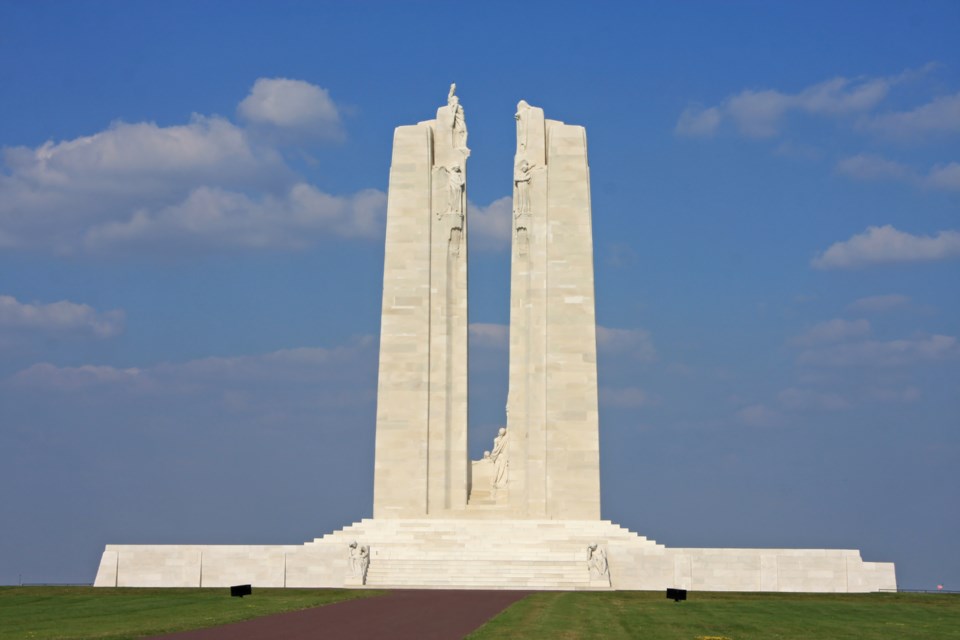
top-left (0, 1), bottom-right (957, 589)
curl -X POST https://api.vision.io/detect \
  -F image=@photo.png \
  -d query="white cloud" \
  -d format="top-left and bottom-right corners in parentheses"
top-left (859, 92), bottom-right (960, 139)
top-left (835, 155), bottom-right (960, 191)
top-left (835, 154), bottom-right (913, 182)
top-left (675, 105), bottom-right (722, 137)
top-left (725, 89), bottom-right (794, 138)
top-left (0, 79), bottom-right (383, 255)
top-left (1, 116), bottom-right (285, 212)
top-left (847, 294), bottom-right (911, 313)
top-left (468, 196), bottom-right (512, 250)
top-left (596, 326), bottom-right (656, 362)
top-left (10, 339), bottom-right (376, 394)
top-left (3, 338), bottom-right (380, 458)
top-left (0, 294), bottom-right (124, 338)
top-left (237, 78), bottom-right (344, 142)
top-left (156, 340), bottom-right (374, 381)
top-left (812, 225), bottom-right (960, 269)
top-left (793, 76), bottom-right (892, 114)
top-left (790, 318), bottom-right (870, 347)
top-left (82, 184), bottom-right (386, 252)
top-left (469, 323), bottom-right (509, 349)
top-left (925, 162), bottom-right (960, 191)
top-left (600, 386), bottom-right (653, 408)
top-left (678, 73), bottom-right (899, 139)
top-left (798, 334), bottom-right (959, 367)
top-left (13, 362), bottom-right (146, 390)
top-left (777, 387), bottom-right (850, 411)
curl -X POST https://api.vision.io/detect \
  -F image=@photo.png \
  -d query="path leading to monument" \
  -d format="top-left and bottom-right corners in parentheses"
top-left (150, 589), bottom-right (531, 640)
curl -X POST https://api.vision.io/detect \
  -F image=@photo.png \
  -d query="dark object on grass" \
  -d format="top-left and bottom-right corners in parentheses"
top-left (230, 584), bottom-right (252, 598)
top-left (667, 588), bottom-right (687, 602)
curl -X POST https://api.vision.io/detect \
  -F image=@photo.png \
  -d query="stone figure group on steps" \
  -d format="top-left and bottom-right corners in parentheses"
top-left (348, 541), bottom-right (370, 585)
top-left (587, 543), bottom-right (609, 584)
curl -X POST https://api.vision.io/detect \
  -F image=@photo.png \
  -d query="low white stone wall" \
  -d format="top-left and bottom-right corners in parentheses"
top-left (94, 544), bottom-right (345, 588)
top-left (606, 544), bottom-right (896, 593)
top-left (94, 519), bottom-right (896, 592)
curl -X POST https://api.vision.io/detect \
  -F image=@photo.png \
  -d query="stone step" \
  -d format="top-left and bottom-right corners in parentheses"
top-left (370, 550), bottom-right (588, 557)
top-left (322, 526), bottom-right (651, 536)
top-left (363, 552), bottom-right (597, 591)
top-left (367, 575), bottom-right (589, 584)
top-left (370, 558), bottom-right (587, 575)
top-left (315, 539), bottom-right (662, 551)
top-left (344, 529), bottom-right (648, 538)
top-left (367, 571), bottom-right (591, 583)
top-left (366, 582), bottom-right (602, 590)
top-left (368, 573), bottom-right (587, 582)
top-left (304, 519), bottom-right (665, 554)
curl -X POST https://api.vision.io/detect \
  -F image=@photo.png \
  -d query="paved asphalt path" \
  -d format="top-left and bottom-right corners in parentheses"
top-left (149, 589), bottom-right (530, 640)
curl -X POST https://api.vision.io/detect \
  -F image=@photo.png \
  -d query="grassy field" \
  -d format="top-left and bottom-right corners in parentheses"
top-left (470, 591), bottom-right (960, 640)
top-left (0, 586), bottom-right (382, 640)
top-left (2, 588), bottom-right (958, 639)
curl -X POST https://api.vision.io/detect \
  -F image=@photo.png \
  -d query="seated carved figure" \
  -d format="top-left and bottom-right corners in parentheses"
top-left (587, 543), bottom-right (609, 580)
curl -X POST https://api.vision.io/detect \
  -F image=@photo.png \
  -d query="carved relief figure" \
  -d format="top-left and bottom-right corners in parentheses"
top-left (358, 545), bottom-right (370, 583)
top-left (348, 541), bottom-right (370, 584)
top-left (513, 159), bottom-right (533, 256)
top-left (490, 427), bottom-right (509, 495)
top-left (514, 160), bottom-right (533, 215)
top-left (448, 83), bottom-right (468, 150)
top-left (446, 164), bottom-right (465, 215)
top-left (587, 543), bottom-right (609, 581)
top-left (435, 160), bottom-right (464, 257)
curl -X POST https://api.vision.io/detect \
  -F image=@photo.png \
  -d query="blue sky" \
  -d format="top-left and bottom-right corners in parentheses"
top-left (0, 1), bottom-right (957, 589)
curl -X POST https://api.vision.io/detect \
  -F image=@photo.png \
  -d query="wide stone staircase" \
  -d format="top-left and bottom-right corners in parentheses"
top-left (304, 518), bottom-right (664, 590)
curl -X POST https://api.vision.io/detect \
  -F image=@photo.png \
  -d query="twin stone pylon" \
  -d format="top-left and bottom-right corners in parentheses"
top-left (372, 87), bottom-right (600, 520)
top-left (93, 87), bottom-right (897, 592)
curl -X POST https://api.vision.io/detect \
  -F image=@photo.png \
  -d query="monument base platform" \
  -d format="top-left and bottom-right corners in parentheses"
top-left (93, 519), bottom-right (895, 592)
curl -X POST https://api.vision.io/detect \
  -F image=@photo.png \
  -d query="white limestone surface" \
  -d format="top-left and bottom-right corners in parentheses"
top-left (373, 86), bottom-right (470, 519)
top-left (94, 519), bottom-right (895, 592)
top-left (504, 102), bottom-right (601, 521)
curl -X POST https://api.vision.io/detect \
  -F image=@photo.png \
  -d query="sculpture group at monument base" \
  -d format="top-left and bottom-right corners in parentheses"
top-left (93, 518), bottom-right (895, 593)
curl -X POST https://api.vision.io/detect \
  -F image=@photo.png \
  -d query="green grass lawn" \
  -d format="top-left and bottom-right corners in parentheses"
top-left (2, 588), bottom-right (958, 640)
top-left (0, 586), bottom-right (382, 640)
top-left (470, 591), bottom-right (960, 640)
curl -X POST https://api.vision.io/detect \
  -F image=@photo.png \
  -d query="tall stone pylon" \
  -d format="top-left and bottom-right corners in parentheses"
top-left (373, 85), bottom-right (470, 518)
top-left (506, 101), bottom-right (601, 519)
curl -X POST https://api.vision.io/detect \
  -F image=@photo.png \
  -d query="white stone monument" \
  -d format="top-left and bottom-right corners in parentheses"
top-left (93, 88), bottom-right (897, 593)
